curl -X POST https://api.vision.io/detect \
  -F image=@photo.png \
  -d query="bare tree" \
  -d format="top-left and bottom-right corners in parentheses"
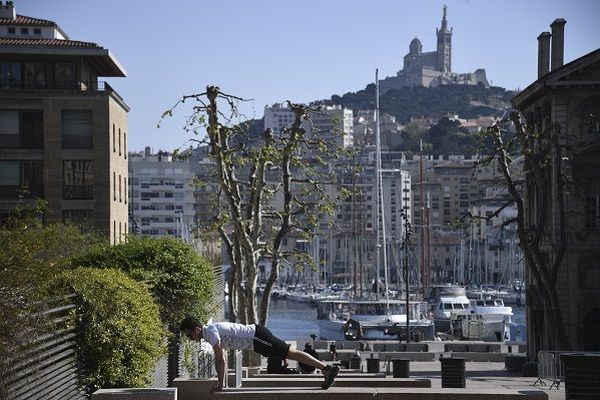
top-left (163, 86), bottom-right (346, 325)
top-left (479, 110), bottom-right (570, 351)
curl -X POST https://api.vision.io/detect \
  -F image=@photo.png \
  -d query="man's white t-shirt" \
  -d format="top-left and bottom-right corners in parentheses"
top-left (203, 322), bottom-right (256, 350)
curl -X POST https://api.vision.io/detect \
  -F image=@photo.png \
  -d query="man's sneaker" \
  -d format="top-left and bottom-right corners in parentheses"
top-left (321, 365), bottom-right (339, 389)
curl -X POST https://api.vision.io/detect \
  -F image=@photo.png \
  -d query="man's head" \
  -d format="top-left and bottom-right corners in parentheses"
top-left (180, 316), bottom-right (203, 341)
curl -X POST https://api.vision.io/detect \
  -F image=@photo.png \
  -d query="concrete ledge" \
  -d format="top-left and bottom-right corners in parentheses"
top-left (214, 387), bottom-right (548, 400)
top-left (376, 388), bottom-right (548, 399)
top-left (317, 350), bottom-right (435, 362)
top-left (91, 388), bottom-right (177, 400)
top-left (377, 352), bottom-right (436, 362)
top-left (173, 377), bottom-right (216, 400)
top-left (450, 352), bottom-right (506, 362)
top-left (371, 343), bottom-right (429, 352)
top-left (215, 387), bottom-right (376, 400)
top-left (255, 372), bottom-right (385, 379)
top-left (242, 378), bottom-right (431, 388)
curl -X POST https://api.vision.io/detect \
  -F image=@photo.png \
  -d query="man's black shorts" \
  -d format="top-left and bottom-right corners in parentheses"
top-left (253, 325), bottom-right (290, 358)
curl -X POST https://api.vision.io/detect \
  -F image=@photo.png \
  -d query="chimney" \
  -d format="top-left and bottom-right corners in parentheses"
top-left (144, 146), bottom-right (152, 157)
top-left (550, 18), bottom-right (566, 70)
top-left (0, 1), bottom-right (16, 19)
top-left (537, 32), bottom-right (551, 77)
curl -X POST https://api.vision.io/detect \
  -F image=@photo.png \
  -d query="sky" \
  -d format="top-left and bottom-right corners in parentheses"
top-left (17, 0), bottom-right (600, 152)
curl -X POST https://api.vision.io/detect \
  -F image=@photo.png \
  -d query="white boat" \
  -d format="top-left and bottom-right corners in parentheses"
top-left (450, 298), bottom-right (513, 341)
top-left (432, 295), bottom-right (471, 333)
top-left (316, 299), bottom-right (435, 341)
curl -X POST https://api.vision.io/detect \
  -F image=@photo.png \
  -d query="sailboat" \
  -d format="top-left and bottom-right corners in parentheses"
top-left (316, 70), bottom-right (434, 341)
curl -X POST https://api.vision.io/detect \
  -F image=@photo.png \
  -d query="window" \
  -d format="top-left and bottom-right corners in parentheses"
top-left (124, 132), bottom-right (127, 158)
top-left (24, 61), bottom-right (45, 88)
top-left (7, 27), bottom-right (15, 35)
top-left (54, 62), bottom-right (76, 89)
top-left (112, 124), bottom-right (115, 152)
top-left (20, 27), bottom-right (28, 35)
top-left (124, 177), bottom-right (127, 204)
top-left (113, 172), bottom-right (116, 201)
top-left (118, 128), bottom-right (121, 156)
top-left (119, 174), bottom-right (122, 202)
top-left (62, 110), bottom-right (92, 149)
top-left (33, 28), bottom-right (41, 35)
top-left (63, 160), bottom-right (93, 199)
top-left (0, 111), bottom-right (19, 148)
top-left (0, 161), bottom-right (19, 185)
top-left (1, 61), bottom-right (21, 88)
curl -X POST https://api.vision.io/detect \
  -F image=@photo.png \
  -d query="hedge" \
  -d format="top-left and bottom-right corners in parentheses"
top-left (52, 267), bottom-right (167, 393)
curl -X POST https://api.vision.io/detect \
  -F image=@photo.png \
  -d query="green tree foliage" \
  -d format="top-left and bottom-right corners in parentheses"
top-left (73, 235), bottom-right (216, 329)
top-left (326, 83), bottom-right (513, 124)
top-left (426, 117), bottom-right (474, 155)
top-left (51, 267), bottom-right (167, 393)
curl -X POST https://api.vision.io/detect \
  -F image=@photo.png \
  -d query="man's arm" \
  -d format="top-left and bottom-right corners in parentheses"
top-left (212, 343), bottom-right (226, 391)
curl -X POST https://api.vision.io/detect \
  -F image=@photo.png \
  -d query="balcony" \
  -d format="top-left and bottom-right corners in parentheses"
top-left (63, 185), bottom-right (93, 200)
top-left (0, 80), bottom-right (128, 110)
top-left (0, 134), bottom-right (42, 149)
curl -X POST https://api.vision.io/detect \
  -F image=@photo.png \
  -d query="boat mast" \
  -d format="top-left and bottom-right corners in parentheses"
top-left (374, 69), bottom-right (390, 310)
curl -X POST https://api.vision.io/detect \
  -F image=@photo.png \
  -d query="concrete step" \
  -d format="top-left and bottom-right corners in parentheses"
top-left (242, 377), bottom-right (431, 388)
top-left (214, 387), bottom-right (548, 400)
top-left (254, 372), bottom-right (386, 379)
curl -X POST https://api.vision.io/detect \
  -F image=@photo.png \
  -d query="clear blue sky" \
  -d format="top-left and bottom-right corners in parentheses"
top-left (18, 0), bottom-right (600, 152)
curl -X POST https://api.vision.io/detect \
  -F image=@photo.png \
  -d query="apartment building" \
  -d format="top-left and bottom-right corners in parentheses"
top-left (129, 148), bottom-right (195, 240)
top-left (0, 2), bottom-right (128, 243)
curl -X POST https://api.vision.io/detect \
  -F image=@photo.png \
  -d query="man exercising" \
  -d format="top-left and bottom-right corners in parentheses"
top-left (180, 317), bottom-right (339, 392)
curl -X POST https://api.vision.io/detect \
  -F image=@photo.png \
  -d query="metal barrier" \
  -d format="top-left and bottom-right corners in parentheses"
top-left (534, 351), bottom-right (600, 390)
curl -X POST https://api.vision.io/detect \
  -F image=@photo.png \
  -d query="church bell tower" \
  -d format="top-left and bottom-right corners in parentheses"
top-left (436, 5), bottom-right (452, 74)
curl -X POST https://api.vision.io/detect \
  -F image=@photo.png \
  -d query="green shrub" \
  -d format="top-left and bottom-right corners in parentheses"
top-left (0, 223), bottom-right (106, 397)
top-left (52, 267), bottom-right (167, 393)
top-left (73, 236), bottom-right (216, 330)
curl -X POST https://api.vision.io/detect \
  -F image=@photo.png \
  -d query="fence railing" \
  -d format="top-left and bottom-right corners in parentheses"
top-left (534, 350), bottom-right (600, 390)
top-left (3, 296), bottom-right (85, 400)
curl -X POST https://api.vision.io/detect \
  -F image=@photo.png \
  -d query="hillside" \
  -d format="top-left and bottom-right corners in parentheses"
top-left (322, 83), bottom-right (515, 124)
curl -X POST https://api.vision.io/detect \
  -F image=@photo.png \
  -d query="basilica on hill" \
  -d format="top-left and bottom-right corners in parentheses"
top-left (379, 5), bottom-right (489, 93)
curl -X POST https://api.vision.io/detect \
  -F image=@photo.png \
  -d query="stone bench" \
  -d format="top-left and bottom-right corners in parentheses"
top-left (444, 343), bottom-right (502, 353)
top-left (91, 388), bottom-right (177, 400)
top-left (316, 350), bottom-right (435, 362)
top-left (449, 352), bottom-right (507, 362)
top-left (242, 377), bottom-right (431, 388)
top-left (370, 343), bottom-right (429, 352)
top-left (214, 387), bottom-right (548, 400)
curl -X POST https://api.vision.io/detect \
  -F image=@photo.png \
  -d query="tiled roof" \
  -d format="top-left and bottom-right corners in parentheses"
top-left (0, 38), bottom-right (98, 47)
top-left (0, 15), bottom-right (56, 26)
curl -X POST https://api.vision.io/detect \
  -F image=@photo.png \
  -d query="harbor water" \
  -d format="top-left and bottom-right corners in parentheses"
top-left (266, 297), bottom-right (527, 342)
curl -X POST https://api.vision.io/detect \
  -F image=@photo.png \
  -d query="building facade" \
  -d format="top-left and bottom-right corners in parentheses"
top-left (379, 5), bottom-right (488, 92)
top-left (512, 19), bottom-right (600, 355)
top-left (0, 2), bottom-right (129, 243)
top-left (128, 148), bottom-right (195, 240)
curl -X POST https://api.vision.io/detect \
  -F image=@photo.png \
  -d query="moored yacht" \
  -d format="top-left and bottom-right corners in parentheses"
top-left (316, 299), bottom-right (435, 341)
top-left (450, 298), bottom-right (513, 341)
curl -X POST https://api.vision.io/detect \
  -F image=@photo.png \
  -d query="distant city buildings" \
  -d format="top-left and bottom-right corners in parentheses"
top-left (0, 2), bottom-right (129, 243)
top-left (379, 5), bottom-right (488, 92)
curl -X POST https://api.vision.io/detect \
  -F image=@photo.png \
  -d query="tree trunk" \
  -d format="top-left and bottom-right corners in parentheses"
top-left (259, 258), bottom-right (279, 326)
